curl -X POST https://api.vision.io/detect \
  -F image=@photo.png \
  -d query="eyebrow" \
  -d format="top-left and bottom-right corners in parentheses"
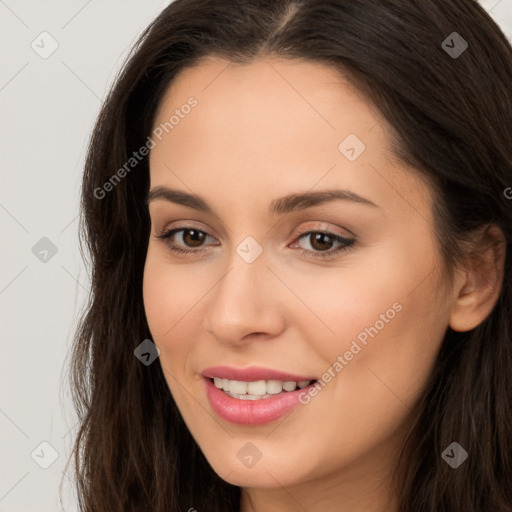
top-left (145, 186), bottom-right (378, 214)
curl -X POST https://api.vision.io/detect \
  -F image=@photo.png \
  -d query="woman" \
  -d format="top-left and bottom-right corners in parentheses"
top-left (68, 0), bottom-right (512, 510)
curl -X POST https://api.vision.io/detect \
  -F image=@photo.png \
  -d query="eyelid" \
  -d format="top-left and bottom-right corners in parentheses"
top-left (157, 221), bottom-right (351, 243)
top-left (158, 219), bottom-right (219, 238)
top-left (293, 222), bottom-right (354, 239)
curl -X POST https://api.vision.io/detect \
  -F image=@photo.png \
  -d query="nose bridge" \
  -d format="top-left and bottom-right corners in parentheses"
top-left (203, 241), bottom-right (285, 343)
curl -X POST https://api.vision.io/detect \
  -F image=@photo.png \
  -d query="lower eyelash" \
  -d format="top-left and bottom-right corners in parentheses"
top-left (154, 229), bottom-right (355, 259)
top-left (166, 246), bottom-right (197, 254)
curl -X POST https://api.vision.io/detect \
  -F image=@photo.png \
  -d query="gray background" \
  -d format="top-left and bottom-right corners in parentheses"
top-left (1, 1), bottom-right (511, 510)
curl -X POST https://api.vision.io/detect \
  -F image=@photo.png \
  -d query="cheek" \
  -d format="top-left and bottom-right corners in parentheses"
top-left (315, 283), bottom-right (447, 472)
top-left (282, 234), bottom-right (448, 424)
top-left (142, 253), bottom-right (210, 413)
top-left (142, 251), bottom-right (208, 378)
top-left (273, 241), bottom-right (443, 367)
top-left (143, 249), bottom-right (204, 339)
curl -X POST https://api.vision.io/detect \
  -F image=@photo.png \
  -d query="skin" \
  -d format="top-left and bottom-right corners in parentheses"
top-left (142, 56), bottom-right (504, 512)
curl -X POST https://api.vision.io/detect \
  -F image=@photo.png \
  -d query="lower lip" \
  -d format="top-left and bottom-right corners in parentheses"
top-left (203, 377), bottom-right (316, 425)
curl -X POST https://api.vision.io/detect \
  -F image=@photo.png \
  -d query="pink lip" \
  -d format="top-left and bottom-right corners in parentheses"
top-left (202, 377), bottom-right (318, 425)
top-left (201, 365), bottom-right (317, 382)
top-left (201, 366), bottom-right (319, 425)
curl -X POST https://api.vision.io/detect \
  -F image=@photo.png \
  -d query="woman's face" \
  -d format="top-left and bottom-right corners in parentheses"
top-left (143, 56), bottom-right (455, 499)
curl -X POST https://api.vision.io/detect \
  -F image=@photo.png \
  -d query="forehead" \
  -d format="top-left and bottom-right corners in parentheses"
top-left (148, 56), bottom-right (431, 220)
top-left (152, 56), bottom-right (385, 149)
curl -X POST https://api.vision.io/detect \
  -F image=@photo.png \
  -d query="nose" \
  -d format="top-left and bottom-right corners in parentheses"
top-left (202, 248), bottom-right (286, 346)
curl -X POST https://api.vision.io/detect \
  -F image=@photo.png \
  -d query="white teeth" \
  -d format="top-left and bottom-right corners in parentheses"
top-left (283, 381), bottom-right (297, 391)
top-left (229, 380), bottom-right (247, 394)
top-left (266, 380), bottom-right (283, 394)
top-left (247, 380), bottom-right (267, 395)
top-left (212, 377), bottom-right (315, 398)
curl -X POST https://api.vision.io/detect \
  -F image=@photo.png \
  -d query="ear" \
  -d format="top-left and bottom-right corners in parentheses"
top-left (449, 224), bottom-right (506, 332)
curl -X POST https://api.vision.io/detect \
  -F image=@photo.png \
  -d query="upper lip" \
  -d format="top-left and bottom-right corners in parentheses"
top-left (201, 365), bottom-right (318, 382)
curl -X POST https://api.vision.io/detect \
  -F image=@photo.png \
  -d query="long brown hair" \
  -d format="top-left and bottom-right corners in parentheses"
top-left (66, 1), bottom-right (512, 510)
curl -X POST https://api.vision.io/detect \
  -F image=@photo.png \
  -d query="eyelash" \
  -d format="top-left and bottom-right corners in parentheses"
top-left (155, 226), bottom-right (355, 260)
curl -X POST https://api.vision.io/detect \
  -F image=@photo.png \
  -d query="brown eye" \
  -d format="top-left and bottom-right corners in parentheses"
top-left (292, 230), bottom-right (355, 260)
top-left (308, 233), bottom-right (335, 251)
top-left (155, 227), bottom-right (220, 254)
top-left (181, 229), bottom-right (206, 247)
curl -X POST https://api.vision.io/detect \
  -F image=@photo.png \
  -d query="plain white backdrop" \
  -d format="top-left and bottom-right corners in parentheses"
top-left (1, 1), bottom-right (511, 510)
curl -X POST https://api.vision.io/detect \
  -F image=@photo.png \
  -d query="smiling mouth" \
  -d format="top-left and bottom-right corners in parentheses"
top-left (207, 377), bottom-right (317, 400)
